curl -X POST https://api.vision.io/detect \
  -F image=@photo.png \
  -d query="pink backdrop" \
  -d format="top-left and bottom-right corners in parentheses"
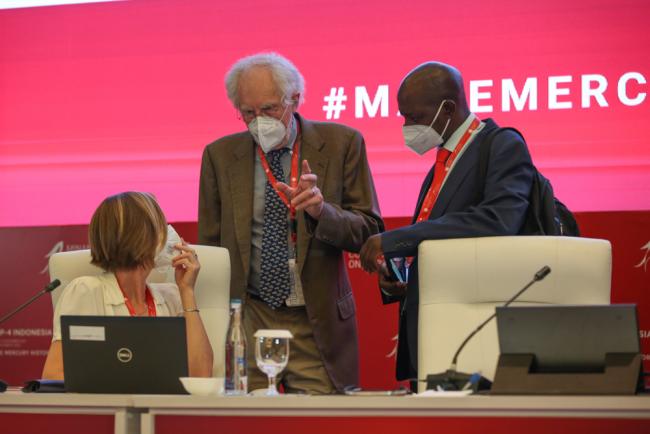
top-left (1, 0), bottom-right (649, 227)
top-left (1, 0), bottom-right (649, 387)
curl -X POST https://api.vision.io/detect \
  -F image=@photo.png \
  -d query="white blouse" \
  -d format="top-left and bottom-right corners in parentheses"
top-left (52, 272), bottom-right (183, 341)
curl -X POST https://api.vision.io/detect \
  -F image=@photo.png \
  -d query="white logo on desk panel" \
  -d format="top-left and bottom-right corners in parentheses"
top-left (117, 347), bottom-right (133, 363)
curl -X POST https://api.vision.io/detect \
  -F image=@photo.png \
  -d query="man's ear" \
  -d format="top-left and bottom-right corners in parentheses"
top-left (291, 92), bottom-right (301, 107)
top-left (443, 99), bottom-right (456, 116)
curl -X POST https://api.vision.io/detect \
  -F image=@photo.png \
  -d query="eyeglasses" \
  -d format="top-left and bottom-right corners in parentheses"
top-left (239, 103), bottom-right (285, 122)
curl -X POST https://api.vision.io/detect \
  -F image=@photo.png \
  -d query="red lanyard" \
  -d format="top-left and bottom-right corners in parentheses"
top-left (415, 118), bottom-right (481, 223)
top-left (257, 123), bottom-right (301, 248)
top-left (117, 284), bottom-right (157, 317)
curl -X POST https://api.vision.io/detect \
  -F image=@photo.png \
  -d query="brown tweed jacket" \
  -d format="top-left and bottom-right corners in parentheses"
top-left (198, 113), bottom-right (383, 391)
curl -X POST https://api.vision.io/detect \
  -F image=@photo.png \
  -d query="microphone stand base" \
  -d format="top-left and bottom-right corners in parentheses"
top-left (425, 370), bottom-right (492, 392)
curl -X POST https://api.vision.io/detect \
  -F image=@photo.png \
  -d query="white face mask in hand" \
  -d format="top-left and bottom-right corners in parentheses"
top-left (248, 107), bottom-right (292, 153)
top-left (154, 225), bottom-right (182, 272)
top-left (402, 99), bottom-right (451, 155)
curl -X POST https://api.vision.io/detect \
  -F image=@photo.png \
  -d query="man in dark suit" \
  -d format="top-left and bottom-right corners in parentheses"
top-left (360, 62), bottom-right (534, 382)
top-left (199, 53), bottom-right (383, 393)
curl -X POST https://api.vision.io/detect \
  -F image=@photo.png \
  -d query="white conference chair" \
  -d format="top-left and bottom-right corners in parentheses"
top-left (48, 244), bottom-right (231, 377)
top-left (417, 236), bottom-right (611, 391)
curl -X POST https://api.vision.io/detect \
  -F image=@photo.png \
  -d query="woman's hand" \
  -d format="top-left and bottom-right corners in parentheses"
top-left (172, 240), bottom-right (200, 292)
top-left (172, 241), bottom-right (213, 377)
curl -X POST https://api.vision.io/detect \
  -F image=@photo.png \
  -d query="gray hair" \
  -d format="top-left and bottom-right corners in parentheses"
top-left (225, 52), bottom-right (305, 109)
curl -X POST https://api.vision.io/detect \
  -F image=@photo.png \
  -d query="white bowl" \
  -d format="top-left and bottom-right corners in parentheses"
top-left (179, 377), bottom-right (223, 396)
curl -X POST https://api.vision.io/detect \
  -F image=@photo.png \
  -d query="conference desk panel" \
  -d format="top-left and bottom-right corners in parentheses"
top-left (0, 392), bottom-right (138, 434)
top-left (2, 392), bottom-right (650, 434)
top-left (134, 394), bottom-right (650, 434)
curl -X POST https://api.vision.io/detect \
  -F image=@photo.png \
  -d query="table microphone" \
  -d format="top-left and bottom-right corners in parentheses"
top-left (424, 266), bottom-right (551, 392)
top-left (0, 279), bottom-right (61, 325)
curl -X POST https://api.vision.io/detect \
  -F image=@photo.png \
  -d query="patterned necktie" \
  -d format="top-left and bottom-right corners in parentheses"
top-left (259, 147), bottom-right (290, 308)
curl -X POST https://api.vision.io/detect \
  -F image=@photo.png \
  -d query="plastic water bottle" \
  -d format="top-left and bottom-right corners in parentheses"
top-left (224, 299), bottom-right (247, 394)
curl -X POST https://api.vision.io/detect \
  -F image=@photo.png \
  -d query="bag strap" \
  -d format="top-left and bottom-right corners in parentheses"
top-left (476, 126), bottom-right (526, 204)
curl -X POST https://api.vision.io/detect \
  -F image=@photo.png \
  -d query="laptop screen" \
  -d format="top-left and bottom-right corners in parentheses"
top-left (496, 304), bottom-right (639, 373)
top-left (61, 315), bottom-right (188, 394)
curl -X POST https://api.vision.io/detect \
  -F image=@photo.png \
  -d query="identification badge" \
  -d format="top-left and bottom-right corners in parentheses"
top-left (286, 258), bottom-right (305, 306)
top-left (388, 257), bottom-right (407, 283)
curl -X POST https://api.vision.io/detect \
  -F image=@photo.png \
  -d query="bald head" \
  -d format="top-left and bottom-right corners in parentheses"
top-left (398, 62), bottom-right (470, 137)
top-left (399, 62), bottom-right (467, 108)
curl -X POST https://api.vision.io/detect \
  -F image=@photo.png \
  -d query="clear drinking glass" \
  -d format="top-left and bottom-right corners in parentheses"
top-left (254, 329), bottom-right (293, 396)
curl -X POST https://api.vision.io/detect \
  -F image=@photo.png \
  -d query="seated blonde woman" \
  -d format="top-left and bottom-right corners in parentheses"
top-left (42, 191), bottom-right (213, 379)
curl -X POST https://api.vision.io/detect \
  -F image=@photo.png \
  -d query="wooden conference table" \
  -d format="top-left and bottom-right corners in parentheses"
top-left (2, 391), bottom-right (650, 434)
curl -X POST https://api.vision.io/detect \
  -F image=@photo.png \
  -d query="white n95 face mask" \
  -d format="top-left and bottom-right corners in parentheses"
top-left (402, 100), bottom-right (451, 155)
top-left (248, 116), bottom-right (287, 153)
top-left (154, 224), bottom-right (182, 272)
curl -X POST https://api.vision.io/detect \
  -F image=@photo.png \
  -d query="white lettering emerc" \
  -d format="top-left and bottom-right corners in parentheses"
top-left (618, 72), bottom-right (647, 106)
top-left (470, 80), bottom-right (494, 113)
top-left (502, 77), bottom-right (538, 112)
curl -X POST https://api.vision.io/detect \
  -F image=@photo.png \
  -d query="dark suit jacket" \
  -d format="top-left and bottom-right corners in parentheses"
top-left (381, 118), bottom-right (534, 380)
top-left (198, 113), bottom-right (383, 390)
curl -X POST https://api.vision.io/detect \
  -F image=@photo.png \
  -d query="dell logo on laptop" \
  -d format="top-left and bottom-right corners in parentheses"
top-left (117, 347), bottom-right (133, 363)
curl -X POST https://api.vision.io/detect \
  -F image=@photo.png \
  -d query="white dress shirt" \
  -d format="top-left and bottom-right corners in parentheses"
top-left (51, 272), bottom-right (183, 341)
top-left (438, 113), bottom-right (484, 191)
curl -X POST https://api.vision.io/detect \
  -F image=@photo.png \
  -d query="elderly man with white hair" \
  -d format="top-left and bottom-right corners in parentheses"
top-left (198, 52), bottom-right (383, 394)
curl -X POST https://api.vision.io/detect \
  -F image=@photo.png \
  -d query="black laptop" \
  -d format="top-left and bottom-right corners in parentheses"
top-left (61, 315), bottom-right (188, 394)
